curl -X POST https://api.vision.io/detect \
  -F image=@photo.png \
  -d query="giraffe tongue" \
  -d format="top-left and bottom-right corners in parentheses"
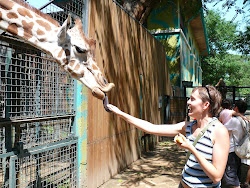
top-left (103, 94), bottom-right (112, 113)
top-left (91, 88), bottom-right (112, 113)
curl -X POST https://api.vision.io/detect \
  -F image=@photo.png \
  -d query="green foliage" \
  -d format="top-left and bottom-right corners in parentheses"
top-left (233, 26), bottom-right (250, 56)
top-left (181, 0), bottom-right (202, 20)
top-left (202, 10), bottom-right (249, 87)
top-left (202, 0), bottom-right (249, 23)
top-left (205, 10), bottom-right (237, 54)
top-left (202, 53), bottom-right (250, 86)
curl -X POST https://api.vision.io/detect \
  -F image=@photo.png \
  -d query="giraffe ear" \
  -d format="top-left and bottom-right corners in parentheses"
top-left (57, 14), bottom-right (72, 45)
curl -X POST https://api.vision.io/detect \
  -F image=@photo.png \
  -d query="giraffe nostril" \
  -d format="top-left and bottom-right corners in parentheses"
top-left (103, 78), bottom-right (108, 84)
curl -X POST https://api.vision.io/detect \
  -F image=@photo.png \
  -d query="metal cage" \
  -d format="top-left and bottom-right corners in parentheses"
top-left (0, 0), bottom-right (85, 187)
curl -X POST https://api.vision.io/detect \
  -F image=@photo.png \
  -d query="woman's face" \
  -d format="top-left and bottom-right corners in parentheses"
top-left (187, 90), bottom-right (206, 118)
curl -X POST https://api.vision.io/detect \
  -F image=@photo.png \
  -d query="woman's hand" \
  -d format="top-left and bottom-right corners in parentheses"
top-left (174, 133), bottom-right (191, 150)
top-left (106, 104), bottom-right (122, 115)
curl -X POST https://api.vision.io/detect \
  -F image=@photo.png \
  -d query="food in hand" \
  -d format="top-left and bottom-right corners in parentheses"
top-left (174, 134), bottom-right (184, 144)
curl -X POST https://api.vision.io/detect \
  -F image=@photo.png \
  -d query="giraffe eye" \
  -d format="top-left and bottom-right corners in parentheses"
top-left (75, 46), bottom-right (87, 54)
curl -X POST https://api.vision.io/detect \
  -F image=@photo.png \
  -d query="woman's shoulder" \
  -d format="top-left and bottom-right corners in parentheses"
top-left (209, 118), bottom-right (230, 145)
top-left (213, 118), bottom-right (229, 136)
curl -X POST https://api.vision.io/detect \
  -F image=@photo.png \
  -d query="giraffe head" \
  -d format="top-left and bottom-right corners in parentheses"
top-left (55, 14), bottom-right (115, 100)
top-left (0, 0), bottom-right (114, 100)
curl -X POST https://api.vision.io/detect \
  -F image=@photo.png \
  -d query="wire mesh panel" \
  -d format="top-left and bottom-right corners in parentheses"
top-left (16, 118), bottom-right (73, 149)
top-left (0, 126), bottom-right (7, 188)
top-left (0, 0), bottom-right (87, 187)
top-left (10, 143), bottom-right (77, 188)
top-left (0, 37), bottom-right (74, 120)
top-left (0, 80), bottom-right (4, 119)
top-left (0, 37), bottom-right (76, 187)
top-left (41, 0), bottom-right (84, 25)
top-left (0, 158), bottom-right (8, 188)
top-left (0, 126), bottom-right (5, 155)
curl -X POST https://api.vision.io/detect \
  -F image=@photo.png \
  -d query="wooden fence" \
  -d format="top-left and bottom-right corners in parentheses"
top-left (87, 0), bottom-right (172, 187)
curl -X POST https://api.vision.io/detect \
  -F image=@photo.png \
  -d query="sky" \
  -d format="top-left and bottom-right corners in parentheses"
top-left (205, 0), bottom-right (249, 31)
top-left (26, 0), bottom-right (50, 9)
top-left (27, 0), bottom-right (249, 30)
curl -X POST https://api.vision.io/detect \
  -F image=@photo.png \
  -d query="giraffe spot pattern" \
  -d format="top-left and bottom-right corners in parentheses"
top-left (36, 20), bottom-right (51, 31)
top-left (39, 37), bottom-right (47, 42)
top-left (17, 7), bottom-right (33, 18)
top-left (70, 72), bottom-right (79, 78)
top-left (58, 49), bottom-right (64, 58)
top-left (7, 12), bottom-right (18, 19)
top-left (7, 23), bottom-right (18, 36)
top-left (37, 29), bottom-right (45, 36)
top-left (74, 63), bottom-right (80, 71)
top-left (67, 66), bottom-right (73, 73)
top-left (92, 64), bottom-right (99, 70)
top-left (22, 20), bottom-right (34, 39)
top-left (0, 0), bottom-right (14, 11)
top-left (63, 58), bottom-right (69, 65)
top-left (69, 60), bottom-right (75, 67)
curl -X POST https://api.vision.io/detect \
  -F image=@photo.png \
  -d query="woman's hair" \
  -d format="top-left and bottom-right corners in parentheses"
top-left (192, 85), bottom-right (222, 117)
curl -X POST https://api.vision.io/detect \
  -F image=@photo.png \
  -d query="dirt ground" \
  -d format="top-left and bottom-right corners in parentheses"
top-left (100, 138), bottom-right (186, 188)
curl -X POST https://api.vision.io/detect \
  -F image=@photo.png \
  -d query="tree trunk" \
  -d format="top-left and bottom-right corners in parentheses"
top-left (121, 0), bottom-right (156, 25)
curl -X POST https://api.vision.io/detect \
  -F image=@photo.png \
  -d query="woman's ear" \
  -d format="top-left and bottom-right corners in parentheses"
top-left (203, 101), bottom-right (210, 111)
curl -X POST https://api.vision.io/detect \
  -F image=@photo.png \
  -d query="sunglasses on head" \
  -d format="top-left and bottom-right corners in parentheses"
top-left (205, 85), bottom-right (212, 103)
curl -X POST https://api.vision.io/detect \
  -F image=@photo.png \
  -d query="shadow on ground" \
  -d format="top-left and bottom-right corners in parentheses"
top-left (101, 138), bottom-right (186, 188)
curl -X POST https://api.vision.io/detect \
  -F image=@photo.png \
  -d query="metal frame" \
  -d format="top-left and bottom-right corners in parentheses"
top-left (0, 0), bottom-right (86, 187)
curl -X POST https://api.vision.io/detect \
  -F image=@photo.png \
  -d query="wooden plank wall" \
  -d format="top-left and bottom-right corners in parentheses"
top-left (87, 0), bottom-right (172, 187)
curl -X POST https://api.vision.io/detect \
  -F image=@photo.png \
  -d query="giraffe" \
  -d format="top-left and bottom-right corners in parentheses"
top-left (0, 0), bottom-right (114, 100)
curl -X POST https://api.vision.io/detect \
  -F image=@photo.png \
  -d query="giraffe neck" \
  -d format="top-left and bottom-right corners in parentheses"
top-left (0, 0), bottom-right (60, 57)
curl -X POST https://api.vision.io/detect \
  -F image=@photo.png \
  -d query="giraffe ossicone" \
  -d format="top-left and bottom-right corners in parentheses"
top-left (0, 0), bottom-right (114, 100)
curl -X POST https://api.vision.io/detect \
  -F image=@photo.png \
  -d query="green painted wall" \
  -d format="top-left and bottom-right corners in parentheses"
top-left (147, 1), bottom-right (179, 30)
top-left (75, 81), bottom-right (88, 186)
top-left (147, 0), bottom-right (203, 90)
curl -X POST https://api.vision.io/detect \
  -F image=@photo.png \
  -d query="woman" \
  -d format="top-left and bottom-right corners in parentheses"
top-left (107, 85), bottom-right (230, 187)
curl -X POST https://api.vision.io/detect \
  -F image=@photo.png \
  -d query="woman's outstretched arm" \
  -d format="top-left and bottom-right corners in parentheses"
top-left (107, 104), bottom-right (187, 137)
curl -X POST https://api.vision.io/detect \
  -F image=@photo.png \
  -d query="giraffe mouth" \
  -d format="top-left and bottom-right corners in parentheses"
top-left (91, 83), bottom-right (115, 100)
top-left (91, 87), bottom-right (105, 100)
top-left (88, 68), bottom-right (115, 97)
top-left (98, 82), bottom-right (115, 93)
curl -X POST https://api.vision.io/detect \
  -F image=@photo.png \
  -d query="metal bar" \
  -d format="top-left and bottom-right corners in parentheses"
top-left (0, 114), bottom-right (75, 125)
top-left (150, 29), bottom-right (191, 51)
top-left (0, 151), bottom-right (16, 159)
top-left (39, 0), bottom-right (56, 10)
top-left (9, 137), bottom-right (77, 160)
top-left (0, 136), bottom-right (77, 159)
top-left (9, 156), bottom-right (16, 188)
top-left (216, 86), bottom-right (250, 89)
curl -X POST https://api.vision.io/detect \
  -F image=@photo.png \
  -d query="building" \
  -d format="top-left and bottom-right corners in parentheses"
top-left (147, 0), bottom-right (209, 96)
